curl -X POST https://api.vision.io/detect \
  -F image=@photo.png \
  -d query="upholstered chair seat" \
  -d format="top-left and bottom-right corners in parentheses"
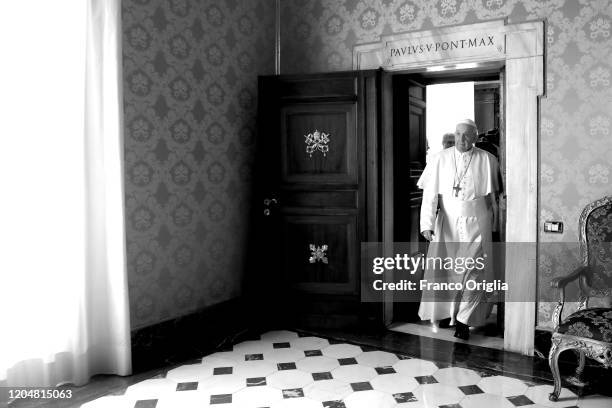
top-left (557, 308), bottom-right (612, 342)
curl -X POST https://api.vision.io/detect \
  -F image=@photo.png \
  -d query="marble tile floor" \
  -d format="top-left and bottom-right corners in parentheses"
top-left (81, 330), bottom-right (611, 408)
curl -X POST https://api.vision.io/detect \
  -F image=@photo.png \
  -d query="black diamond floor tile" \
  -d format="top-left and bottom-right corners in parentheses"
top-left (282, 388), bottom-right (304, 398)
top-left (134, 400), bottom-right (158, 408)
top-left (210, 394), bottom-right (232, 404)
top-left (312, 372), bottom-right (333, 381)
top-left (507, 395), bottom-right (534, 406)
top-left (393, 392), bottom-right (417, 403)
top-left (304, 350), bottom-right (323, 357)
top-left (278, 362), bottom-right (297, 370)
top-left (245, 353), bottom-right (264, 361)
top-left (415, 375), bottom-right (438, 384)
top-left (375, 366), bottom-right (396, 375)
top-left (338, 357), bottom-right (357, 366)
top-left (459, 385), bottom-right (484, 395)
top-left (273, 342), bottom-right (291, 349)
top-left (350, 382), bottom-right (373, 392)
top-left (246, 377), bottom-right (267, 387)
top-left (176, 381), bottom-right (198, 391)
top-left (323, 401), bottom-right (346, 408)
top-left (213, 366), bottom-right (233, 375)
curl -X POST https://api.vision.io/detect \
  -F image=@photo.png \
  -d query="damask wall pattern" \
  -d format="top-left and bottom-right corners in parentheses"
top-left (122, 0), bottom-right (274, 330)
top-left (279, 0), bottom-right (612, 328)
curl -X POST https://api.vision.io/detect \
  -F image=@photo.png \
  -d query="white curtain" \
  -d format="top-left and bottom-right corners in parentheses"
top-left (0, 0), bottom-right (131, 389)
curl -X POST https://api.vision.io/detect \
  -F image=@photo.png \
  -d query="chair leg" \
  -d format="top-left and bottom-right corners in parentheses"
top-left (548, 337), bottom-right (564, 402)
top-left (575, 350), bottom-right (585, 382)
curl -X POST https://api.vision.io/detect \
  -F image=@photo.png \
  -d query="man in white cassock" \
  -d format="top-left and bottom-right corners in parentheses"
top-left (417, 119), bottom-right (500, 340)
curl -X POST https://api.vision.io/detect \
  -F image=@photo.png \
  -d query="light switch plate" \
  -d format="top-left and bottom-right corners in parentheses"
top-left (544, 221), bottom-right (563, 233)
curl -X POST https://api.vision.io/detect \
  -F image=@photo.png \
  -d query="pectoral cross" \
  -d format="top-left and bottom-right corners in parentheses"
top-left (453, 184), bottom-right (461, 197)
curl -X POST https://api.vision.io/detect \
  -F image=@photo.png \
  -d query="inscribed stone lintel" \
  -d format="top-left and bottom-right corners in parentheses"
top-left (353, 20), bottom-right (544, 71)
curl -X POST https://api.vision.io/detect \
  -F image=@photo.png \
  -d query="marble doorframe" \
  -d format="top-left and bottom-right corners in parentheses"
top-left (354, 20), bottom-right (544, 356)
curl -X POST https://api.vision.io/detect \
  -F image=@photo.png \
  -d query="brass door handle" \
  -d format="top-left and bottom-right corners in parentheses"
top-left (263, 198), bottom-right (278, 216)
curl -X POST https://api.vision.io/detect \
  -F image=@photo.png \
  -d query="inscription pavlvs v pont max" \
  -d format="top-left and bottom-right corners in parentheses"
top-left (389, 35), bottom-right (501, 58)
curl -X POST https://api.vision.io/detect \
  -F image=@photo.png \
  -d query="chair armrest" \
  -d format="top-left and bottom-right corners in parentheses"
top-left (550, 266), bottom-right (589, 330)
top-left (550, 266), bottom-right (589, 289)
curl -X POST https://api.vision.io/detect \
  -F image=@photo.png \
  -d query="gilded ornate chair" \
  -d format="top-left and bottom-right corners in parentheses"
top-left (548, 196), bottom-right (612, 401)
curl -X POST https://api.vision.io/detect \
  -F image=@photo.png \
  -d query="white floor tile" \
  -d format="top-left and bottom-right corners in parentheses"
top-left (263, 348), bottom-right (307, 363)
top-left (322, 344), bottom-right (363, 359)
top-left (370, 372), bottom-right (419, 394)
top-left (343, 390), bottom-right (397, 408)
top-left (270, 396), bottom-right (322, 408)
top-left (232, 384), bottom-right (284, 406)
top-left (461, 393), bottom-right (515, 408)
top-left (477, 375), bottom-right (528, 397)
top-left (303, 379), bottom-right (352, 401)
top-left (266, 369), bottom-right (314, 389)
top-left (205, 350), bottom-right (248, 364)
top-left (200, 354), bottom-right (239, 368)
top-left (155, 391), bottom-right (211, 408)
top-left (331, 365), bottom-right (378, 383)
top-left (233, 360), bottom-right (278, 379)
top-left (393, 358), bottom-right (439, 376)
top-left (295, 355), bottom-right (339, 373)
top-left (412, 383), bottom-right (465, 407)
top-left (355, 351), bottom-right (399, 368)
top-left (524, 384), bottom-right (579, 408)
top-left (198, 373), bottom-right (246, 395)
top-left (434, 367), bottom-right (482, 386)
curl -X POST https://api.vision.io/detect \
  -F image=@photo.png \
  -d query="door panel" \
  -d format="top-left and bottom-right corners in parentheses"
top-left (253, 71), bottom-right (376, 329)
top-left (281, 103), bottom-right (357, 184)
top-left (407, 104), bottom-right (425, 165)
top-left (281, 214), bottom-right (357, 294)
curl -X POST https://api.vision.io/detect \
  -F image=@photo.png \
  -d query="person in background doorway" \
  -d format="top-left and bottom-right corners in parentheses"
top-left (442, 132), bottom-right (455, 149)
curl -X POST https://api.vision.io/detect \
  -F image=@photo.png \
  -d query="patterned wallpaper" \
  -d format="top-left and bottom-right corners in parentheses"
top-left (279, 0), bottom-right (612, 327)
top-left (122, 0), bottom-right (274, 330)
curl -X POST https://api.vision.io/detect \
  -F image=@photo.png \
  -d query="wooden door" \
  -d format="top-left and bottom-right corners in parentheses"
top-left (382, 74), bottom-right (427, 324)
top-left (251, 71), bottom-right (379, 329)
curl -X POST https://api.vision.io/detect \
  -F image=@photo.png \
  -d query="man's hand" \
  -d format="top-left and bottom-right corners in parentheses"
top-left (422, 230), bottom-right (434, 241)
